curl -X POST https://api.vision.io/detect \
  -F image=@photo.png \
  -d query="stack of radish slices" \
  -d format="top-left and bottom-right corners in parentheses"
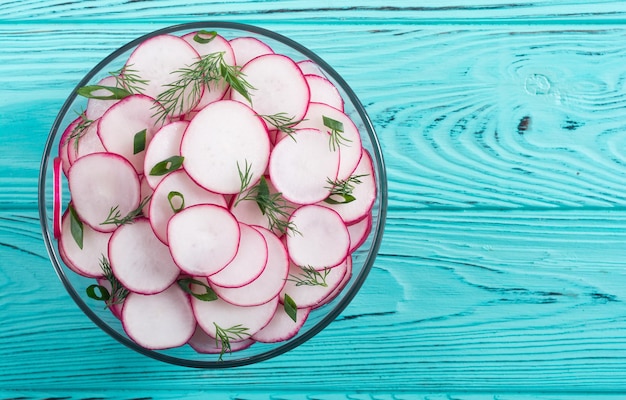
top-left (53, 29), bottom-right (376, 360)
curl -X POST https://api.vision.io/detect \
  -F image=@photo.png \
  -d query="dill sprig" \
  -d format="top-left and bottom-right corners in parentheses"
top-left (86, 255), bottom-right (129, 309)
top-left (287, 265), bottom-right (330, 287)
top-left (110, 65), bottom-right (149, 95)
top-left (234, 161), bottom-right (299, 236)
top-left (324, 174), bottom-right (368, 204)
top-left (152, 52), bottom-right (255, 124)
top-left (100, 195), bottom-right (152, 226)
top-left (213, 323), bottom-right (250, 361)
top-left (259, 112), bottom-right (305, 140)
top-left (323, 115), bottom-right (351, 151)
top-left (67, 110), bottom-right (95, 152)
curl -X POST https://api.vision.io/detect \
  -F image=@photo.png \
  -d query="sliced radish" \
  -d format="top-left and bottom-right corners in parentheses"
top-left (209, 222), bottom-right (268, 288)
top-left (192, 285), bottom-right (278, 339)
top-left (316, 255), bottom-right (353, 308)
top-left (230, 54), bottom-right (310, 121)
top-left (305, 74), bottom-right (344, 111)
top-left (53, 157), bottom-right (62, 239)
top-left (68, 152), bottom-right (140, 233)
top-left (125, 34), bottom-right (201, 116)
top-left (188, 324), bottom-right (255, 354)
top-left (280, 259), bottom-right (348, 309)
top-left (143, 120), bottom-right (188, 189)
top-left (347, 212), bottom-right (372, 252)
top-left (59, 117), bottom-right (79, 175)
top-left (149, 169), bottom-right (227, 244)
top-left (296, 102), bottom-right (362, 181)
top-left (167, 204), bottom-right (240, 276)
top-left (121, 283), bottom-right (195, 350)
top-left (180, 100), bottom-right (270, 194)
top-left (269, 128), bottom-right (339, 204)
top-left (67, 118), bottom-right (106, 164)
top-left (286, 205), bottom-right (350, 269)
top-left (297, 59), bottom-right (324, 77)
top-left (58, 208), bottom-right (112, 278)
top-left (96, 277), bottom-right (123, 320)
top-left (320, 149), bottom-right (377, 224)
top-left (139, 175), bottom-right (153, 216)
top-left (252, 304), bottom-right (310, 343)
top-left (98, 94), bottom-right (165, 174)
top-left (212, 226), bottom-right (289, 306)
top-left (182, 32), bottom-right (234, 109)
top-left (86, 75), bottom-right (121, 120)
top-left (109, 218), bottom-right (180, 294)
top-left (229, 36), bottom-right (274, 66)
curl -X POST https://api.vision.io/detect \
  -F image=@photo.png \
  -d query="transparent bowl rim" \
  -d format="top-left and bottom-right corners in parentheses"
top-left (38, 21), bottom-right (388, 368)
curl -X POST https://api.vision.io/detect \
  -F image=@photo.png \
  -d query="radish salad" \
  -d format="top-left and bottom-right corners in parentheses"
top-left (54, 29), bottom-right (376, 361)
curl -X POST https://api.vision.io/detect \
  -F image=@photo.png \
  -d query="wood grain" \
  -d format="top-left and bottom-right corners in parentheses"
top-left (3, 5), bottom-right (626, 397)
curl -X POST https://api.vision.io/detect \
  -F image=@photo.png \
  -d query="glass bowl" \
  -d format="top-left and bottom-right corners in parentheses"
top-left (38, 21), bottom-right (387, 368)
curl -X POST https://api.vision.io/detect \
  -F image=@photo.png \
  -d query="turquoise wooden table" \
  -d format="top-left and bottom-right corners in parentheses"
top-left (4, 1), bottom-right (626, 398)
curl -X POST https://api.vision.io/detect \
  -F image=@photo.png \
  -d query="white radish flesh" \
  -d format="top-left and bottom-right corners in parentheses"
top-left (108, 218), bottom-right (180, 295)
top-left (181, 100), bottom-right (270, 194)
top-left (86, 75), bottom-right (120, 120)
top-left (68, 152), bottom-right (140, 233)
top-left (229, 36), bottom-right (274, 66)
top-left (121, 283), bottom-right (195, 350)
top-left (347, 212), bottom-right (372, 252)
top-left (192, 286), bottom-right (278, 339)
top-left (297, 59), bottom-right (324, 77)
top-left (167, 204), bottom-right (240, 276)
top-left (97, 94), bottom-right (165, 174)
top-left (230, 54), bottom-right (310, 121)
top-left (143, 120), bottom-right (188, 190)
top-left (286, 205), bottom-right (350, 269)
top-left (320, 149), bottom-right (377, 224)
top-left (209, 223), bottom-right (268, 288)
top-left (59, 117), bottom-right (77, 175)
top-left (305, 74), bottom-right (344, 111)
top-left (296, 102), bottom-right (363, 181)
top-left (125, 34), bottom-right (201, 116)
top-left (252, 304), bottom-right (310, 343)
top-left (316, 255), bottom-right (353, 308)
top-left (67, 118), bottom-right (105, 164)
top-left (269, 128), bottom-right (339, 204)
top-left (58, 208), bottom-right (112, 278)
top-left (149, 169), bottom-right (227, 244)
top-left (212, 226), bottom-right (289, 307)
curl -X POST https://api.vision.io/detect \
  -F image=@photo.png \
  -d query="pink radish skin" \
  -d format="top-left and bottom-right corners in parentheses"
top-left (167, 204), bottom-right (240, 276)
top-left (212, 226), bottom-right (289, 307)
top-left (108, 218), bottom-right (180, 295)
top-left (182, 32), bottom-right (235, 110)
top-left (188, 325), bottom-right (255, 354)
top-left (192, 284), bottom-right (278, 339)
top-left (121, 283), bottom-right (196, 350)
top-left (181, 100), bottom-right (270, 194)
top-left (252, 304), bottom-right (311, 343)
top-left (98, 94), bottom-right (166, 174)
top-left (320, 149), bottom-right (377, 224)
top-left (143, 120), bottom-right (188, 190)
top-left (86, 75), bottom-right (120, 120)
top-left (58, 208), bottom-right (112, 278)
top-left (229, 36), bottom-right (274, 66)
top-left (53, 157), bottom-right (62, 238)
top-left (125, 34), bottom-right (202, 116)
top-left (347, 212), bottom-right (373, 252)
top-left (68, 152), bottom-right (140, 233)
top-left (230, 54), bottom-right (310, 121)
top-left (209, 222), bottom-right (268, 288)
top-left (296, 102), bottom-right (363, 181)
top-left (280, 259), bottom-right (348, 309)
top-left (149, 169), bottom-right (227, 244)
top-left (269, 128), bottom-right (339, 205)
top-left (286, 205), bottom-right (350, 270)
top-left (305, 74), bottom-right (344, 111)
top-left (59, 117), bottom-right (79, 175)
